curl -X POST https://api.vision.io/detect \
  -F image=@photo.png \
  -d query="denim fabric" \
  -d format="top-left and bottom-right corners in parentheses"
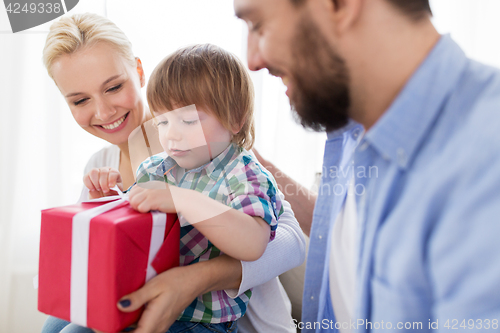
top-left (40, 316), bottom-right (237, 333)
top-left (60, 323), bottom-right (95, 333)
top-left (40, 317), bottom-right (94, 333)
top-left (167, 320), bottom-right (237, 333)
top-left (41, 316), bottom-right (70, 333)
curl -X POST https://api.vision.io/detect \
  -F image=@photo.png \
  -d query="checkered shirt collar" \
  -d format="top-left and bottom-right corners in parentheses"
top-left (156, 143), bottom-right (241, 181)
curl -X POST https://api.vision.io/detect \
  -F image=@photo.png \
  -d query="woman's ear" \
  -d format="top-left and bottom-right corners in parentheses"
top-left (136, 57), bottom-right (146, 87)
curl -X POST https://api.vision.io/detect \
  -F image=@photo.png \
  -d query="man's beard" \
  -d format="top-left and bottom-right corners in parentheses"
top-left (289, 14), bottom-right (351, 132)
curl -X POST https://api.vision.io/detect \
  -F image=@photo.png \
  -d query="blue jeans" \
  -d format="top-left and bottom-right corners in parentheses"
top-left (41, 316), bottom-right (237, 333)
top-left (167, 320), bottom-right (237, 333)
top-left (41, 317), bottom-right (97, 333)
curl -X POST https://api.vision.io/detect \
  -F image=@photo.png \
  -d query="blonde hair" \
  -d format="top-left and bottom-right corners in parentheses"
top-left (43, 12), bottom-right (135, 78)
top-left (147, 44), bottom-right (255, 150)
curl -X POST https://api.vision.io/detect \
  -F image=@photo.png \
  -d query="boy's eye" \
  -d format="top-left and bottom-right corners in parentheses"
top-left (183, 120), bottom-right (198, 125)
top-left (157, 120), bottom-right (169, 126)
top-left (106, 84), bottom-right (123, 93)
top-left (74, 98), bottom-right (88, 106)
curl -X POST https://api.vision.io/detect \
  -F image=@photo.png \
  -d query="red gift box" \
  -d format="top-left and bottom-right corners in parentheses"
top-left (38, 196), bottom-right (179, 333)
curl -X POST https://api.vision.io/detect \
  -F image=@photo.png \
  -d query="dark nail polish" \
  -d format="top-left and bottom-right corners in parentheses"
top-left (119, 299), bottom-right (131, 307)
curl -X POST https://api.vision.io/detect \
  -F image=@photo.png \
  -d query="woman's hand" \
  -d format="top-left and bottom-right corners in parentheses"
top-left (83, 167), bottom-right (123, 199)
top-left (115, 265), bottom-right (206, 333)
top-left (115, 255), bottom-right (242, 333)
top-left (92, 265), bottom-right (197, 333)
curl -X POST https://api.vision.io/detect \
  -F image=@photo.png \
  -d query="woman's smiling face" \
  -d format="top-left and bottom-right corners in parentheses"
top-left (51, 42), bottom-right (146, 146)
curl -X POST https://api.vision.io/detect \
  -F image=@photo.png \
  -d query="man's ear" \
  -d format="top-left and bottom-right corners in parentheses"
top-left (335, 0), bottom-right (362, 34)
top-left (136, 57), bottom-right (146, 87)
top-left (318, 0), bottom-right (362, 35)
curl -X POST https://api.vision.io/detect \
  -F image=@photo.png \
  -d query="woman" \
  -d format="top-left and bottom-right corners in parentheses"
top-left (40, 13), bottom-right (306, 333)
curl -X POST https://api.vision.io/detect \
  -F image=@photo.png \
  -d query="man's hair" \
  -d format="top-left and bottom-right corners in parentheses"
top-left (291, 0), bottom-right (431, 21)
top-left (147, 44), bottom-right (255, 150)
top-left (386, 0), bottom-right (432, 20)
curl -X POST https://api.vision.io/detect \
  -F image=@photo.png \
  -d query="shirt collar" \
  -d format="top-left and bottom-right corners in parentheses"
top-left (157, 143), bottom-right (241, 181)
top-left (326, 119), bottom-right (363, 142)
top-left (364, 34), bottom-right (468, 169)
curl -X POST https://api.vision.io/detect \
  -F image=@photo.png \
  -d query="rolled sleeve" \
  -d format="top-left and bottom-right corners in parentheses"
top-left (228, 161), bottom-right (283, 240)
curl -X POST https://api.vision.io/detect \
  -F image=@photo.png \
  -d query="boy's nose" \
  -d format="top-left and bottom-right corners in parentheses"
top-left (165, 125), bottom-right (182, 141)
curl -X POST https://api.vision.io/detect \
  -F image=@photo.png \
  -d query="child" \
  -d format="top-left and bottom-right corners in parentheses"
top-left (86, 44), bottom-right (283, 332)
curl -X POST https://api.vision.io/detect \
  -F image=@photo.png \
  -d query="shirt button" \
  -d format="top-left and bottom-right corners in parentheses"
top-left (311, 296), bottom-right (314, 300)
top-left (352, 128), bottom-right (362, 139)
top-left (318, 235), bottom-right (323, 239)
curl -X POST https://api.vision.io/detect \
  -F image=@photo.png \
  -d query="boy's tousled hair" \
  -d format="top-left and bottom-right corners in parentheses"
top-left (147, 44), bottom-right (255, 150)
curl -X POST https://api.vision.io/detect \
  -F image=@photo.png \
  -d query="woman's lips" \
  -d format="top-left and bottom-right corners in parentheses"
top-left (96, 112), bottom-right (130, 133)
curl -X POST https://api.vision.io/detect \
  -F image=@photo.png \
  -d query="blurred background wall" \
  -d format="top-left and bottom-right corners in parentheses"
top-left (1, 0), bottom-right (500, 332)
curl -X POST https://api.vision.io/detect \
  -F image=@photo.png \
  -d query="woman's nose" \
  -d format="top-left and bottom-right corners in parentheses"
top-left (94, 99), bottom-right (116, 122)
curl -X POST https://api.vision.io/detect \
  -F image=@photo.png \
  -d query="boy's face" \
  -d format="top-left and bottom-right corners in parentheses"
top-left (155, 105), bottom-right (233, 170)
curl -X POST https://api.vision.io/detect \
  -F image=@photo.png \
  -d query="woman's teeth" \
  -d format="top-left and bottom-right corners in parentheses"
top-left (101, 114), bottom-right (126, 130)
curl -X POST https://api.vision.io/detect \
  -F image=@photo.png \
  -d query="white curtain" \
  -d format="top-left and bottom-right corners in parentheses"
top-left (2, 1), bottom-right (500, 332)
top-left (0, 2), bottom-right (111, 332)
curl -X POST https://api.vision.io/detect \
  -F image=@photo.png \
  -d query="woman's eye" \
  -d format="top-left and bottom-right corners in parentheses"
top-left (183, 120), bottom-right (198, 125)
top-left (157, 120), bottom-right (169, 126)
top-left (107, 84), bottom-right (123, 93)
top-left (74, 98), bottom-right (88, 106)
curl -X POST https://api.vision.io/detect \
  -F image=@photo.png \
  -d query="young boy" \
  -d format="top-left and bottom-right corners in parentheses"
top-left (86, 44), bottom-right (283, 331)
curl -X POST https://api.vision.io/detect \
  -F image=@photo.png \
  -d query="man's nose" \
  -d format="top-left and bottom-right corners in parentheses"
top-left (247, 33), bottom-right (266, 71)
top-left (94, 98), bottom-right (116, 122)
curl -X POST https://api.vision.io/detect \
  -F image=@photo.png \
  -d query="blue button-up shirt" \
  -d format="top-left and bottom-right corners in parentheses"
top-left (302, 34), bottom-right (500, 332)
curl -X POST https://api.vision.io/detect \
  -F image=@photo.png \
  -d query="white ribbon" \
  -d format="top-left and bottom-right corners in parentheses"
top-left (70, 187), bottom-right (166, 327)
top-left (146, 212), bottom-right (167, 282)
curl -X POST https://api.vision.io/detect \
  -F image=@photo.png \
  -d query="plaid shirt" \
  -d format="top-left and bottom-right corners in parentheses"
top-left (136, 143), bottom-right (283, 323)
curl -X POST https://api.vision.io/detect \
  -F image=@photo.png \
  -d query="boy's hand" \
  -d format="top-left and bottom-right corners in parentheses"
top-left (83, 167), bottom-right (123, 199)
top-left (128, 182), bottom-right (178, 213)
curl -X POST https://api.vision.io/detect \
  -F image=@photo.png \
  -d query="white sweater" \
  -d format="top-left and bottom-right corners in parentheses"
top-left (79, 145), bottom-right (306, 333)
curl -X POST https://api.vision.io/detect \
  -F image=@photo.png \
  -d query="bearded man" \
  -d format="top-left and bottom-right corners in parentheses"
top-left (235, 0), bottom-right (500, 332)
